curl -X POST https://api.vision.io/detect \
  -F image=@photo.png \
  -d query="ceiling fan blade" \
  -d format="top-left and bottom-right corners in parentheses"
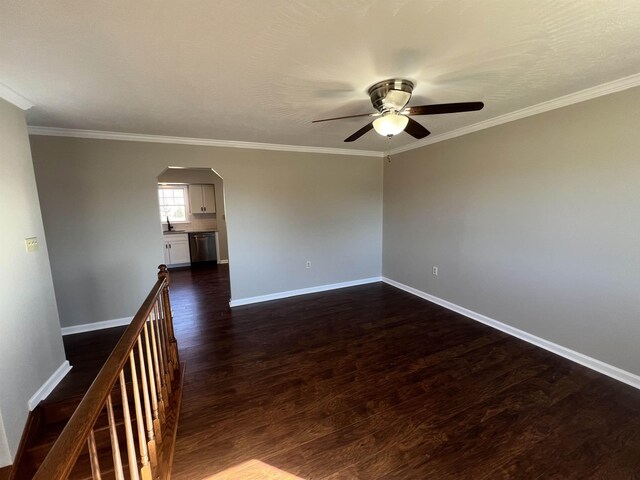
top-left (404, 117), bottom-right (430, 139)
top-left (404, 102), bottom-right (484, 116)
top-left (344, 122), bottom-right (374, 142)
top-left (312, 112), bottom-right (378, 123)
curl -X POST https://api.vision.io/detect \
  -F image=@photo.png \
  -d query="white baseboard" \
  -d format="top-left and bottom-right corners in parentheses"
top-left (167, 262), bottom-right (190, 268)
top-left (219, 259), bottom-right (229, 264)
top-left (382, 277), bottom-right (640, 391)
top-left (28, 361), bottom-right (72, 410)
top-left (230, 276), bottom-right (382, 307)
top-left (61, 316), bottom-right (133, 336)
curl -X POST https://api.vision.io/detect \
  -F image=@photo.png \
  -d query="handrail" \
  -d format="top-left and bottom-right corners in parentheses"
top-left (33, 265), bottom-right (178, 480)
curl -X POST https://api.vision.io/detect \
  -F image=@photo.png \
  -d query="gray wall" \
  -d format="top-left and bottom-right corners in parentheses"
top-left (157, 167), bottom-right (229, 260)
top-left (30, 137), bottom-right (383, 328)
top-left (0, 99), bottom-right (67, 465)
top-left (383, 86), bottom-right (640, 376)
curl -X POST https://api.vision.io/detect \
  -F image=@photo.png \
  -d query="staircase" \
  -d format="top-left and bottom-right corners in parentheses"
top-left (8, 266), bottom-right (184, 480)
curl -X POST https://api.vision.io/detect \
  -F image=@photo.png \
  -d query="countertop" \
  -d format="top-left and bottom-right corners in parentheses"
top-left (163, 230), bottom-right (217, 235)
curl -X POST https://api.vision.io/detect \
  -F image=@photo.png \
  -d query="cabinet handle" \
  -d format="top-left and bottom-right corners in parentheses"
top-left (204, 207), bottom-right (206, 212)
top-left (169, 244), bottom-right (172, 249)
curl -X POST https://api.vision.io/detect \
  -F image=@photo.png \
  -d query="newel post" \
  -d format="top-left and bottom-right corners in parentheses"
top-left (158, 264), bottom-right (179, 369)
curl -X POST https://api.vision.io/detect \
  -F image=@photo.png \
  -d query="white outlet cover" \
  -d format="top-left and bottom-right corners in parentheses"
top-left (25, 237), bottom-right (39, 252)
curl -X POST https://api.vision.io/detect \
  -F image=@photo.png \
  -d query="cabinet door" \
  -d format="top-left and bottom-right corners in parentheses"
top-left (202, 184), bottom-right (216, 213)
top-left (189, 184), bottom-right (203, 214)
top-left (163, 241), bottom-right (171, 265)
top-left (169, 240), bottom-right (191, 264)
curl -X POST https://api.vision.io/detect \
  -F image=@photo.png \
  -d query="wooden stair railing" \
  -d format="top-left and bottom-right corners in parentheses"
top-left (32, 265), bottom-right (182, 480)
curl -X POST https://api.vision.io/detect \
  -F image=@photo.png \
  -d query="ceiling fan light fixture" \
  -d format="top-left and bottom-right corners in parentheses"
top-left (373, 113), bottom-right (409, 137)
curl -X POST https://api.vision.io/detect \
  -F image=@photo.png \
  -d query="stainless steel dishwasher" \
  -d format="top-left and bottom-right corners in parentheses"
top-left (189, 232), bottom-right (217, 264)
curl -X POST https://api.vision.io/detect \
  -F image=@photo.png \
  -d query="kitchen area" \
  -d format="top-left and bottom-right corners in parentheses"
top-left (157, 167), bottom-right (229, 269)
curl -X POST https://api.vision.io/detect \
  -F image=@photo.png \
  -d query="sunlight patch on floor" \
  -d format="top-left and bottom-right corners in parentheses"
top-left (203, 459), bottom-right (305, 479)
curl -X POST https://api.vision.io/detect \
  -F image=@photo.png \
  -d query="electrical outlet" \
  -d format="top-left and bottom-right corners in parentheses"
top-left (306, 261), bottom-right (312, 269)
top-left (432, 266), bottom-right (438, 276)
top-left (25, 237), bottom-right (39, 252)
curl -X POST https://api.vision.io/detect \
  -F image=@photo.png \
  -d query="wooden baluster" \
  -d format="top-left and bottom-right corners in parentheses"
top-left (106, 394), bottom-right (125, 480)
top-left (148, 312), bottom-right (167, 423)
top-left (154, 301), bottom-right (172, 394)
top-left (150, 306), bottom-right (168, 412)
top-left (137, 336), bottom-right (158, 469)
top-left (144, 322), bottom-right (164, 441)
top-left (156, 298), bottom-right (175, 382)
top-left (155, 301), bottom-right (171, 402)
top-left (159, 294), bottom-right (177, 375)
top-left (87, 429), bottom-right (102, 480)
top-left (119, 370), bottom-right (140, 480)
top-left (129, 349), bottom-right (153, 480)
top-left (153, 298), bottom-right (171, 398)
top-left (158, 265), bottom-right (179, 369)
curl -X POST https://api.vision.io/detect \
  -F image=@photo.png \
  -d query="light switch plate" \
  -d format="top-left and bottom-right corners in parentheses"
top-left (25, 237), bottom-right (39, 252)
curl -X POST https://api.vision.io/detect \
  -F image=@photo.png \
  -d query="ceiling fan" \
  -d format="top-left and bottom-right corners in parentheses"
top-left (312, 79), bottom-right (484, 142)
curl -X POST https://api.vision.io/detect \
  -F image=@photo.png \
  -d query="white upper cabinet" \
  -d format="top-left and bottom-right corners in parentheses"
top-left (189, 184), bottom-right (216, 214)
top-left (202, 184), bottom-right (216, 213)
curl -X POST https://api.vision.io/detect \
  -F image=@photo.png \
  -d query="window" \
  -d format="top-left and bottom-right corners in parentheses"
top-left (158, 185), bottom-right (188, 222)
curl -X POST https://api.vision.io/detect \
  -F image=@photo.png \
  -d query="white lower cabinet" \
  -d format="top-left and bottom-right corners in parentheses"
top-left (163, 233), bottom-right (191, 266)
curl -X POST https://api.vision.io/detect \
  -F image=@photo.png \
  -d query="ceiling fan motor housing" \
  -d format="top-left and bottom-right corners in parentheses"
top-left (368, 78), bottom-right (414, 113)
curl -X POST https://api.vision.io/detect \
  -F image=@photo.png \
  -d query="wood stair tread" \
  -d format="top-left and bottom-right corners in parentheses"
top-left (26, 407), bottom-right (136, 467)
top-left (39, 379), bottom-right (137, 424)
top-left (67, 441), bottom-right (134, 480)
top-left (31, 402), bottom-right (130, 447)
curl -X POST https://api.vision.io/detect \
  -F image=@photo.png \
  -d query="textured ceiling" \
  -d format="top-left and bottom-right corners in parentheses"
top-left (2, 0), bottom-right (640, 152)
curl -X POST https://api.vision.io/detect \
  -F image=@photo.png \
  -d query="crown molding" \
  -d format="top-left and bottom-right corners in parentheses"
top-left (0, 82), bottom-right (34, 110)
top-left (386, 72), bottom-right (640, 156)
top-left (27, 72), bottom-right (640, 155)
top-left (27, 126), bottom-right (383, 158)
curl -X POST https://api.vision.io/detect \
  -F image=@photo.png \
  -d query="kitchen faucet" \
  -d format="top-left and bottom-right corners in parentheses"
top-left (167, 216), bottom-right (174, 232)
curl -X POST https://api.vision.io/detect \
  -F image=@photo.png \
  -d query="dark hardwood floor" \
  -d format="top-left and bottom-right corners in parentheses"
top-left (166, 265), bottom-right (640, 479)
top-left (53, 265), bottom-right (640, 478)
